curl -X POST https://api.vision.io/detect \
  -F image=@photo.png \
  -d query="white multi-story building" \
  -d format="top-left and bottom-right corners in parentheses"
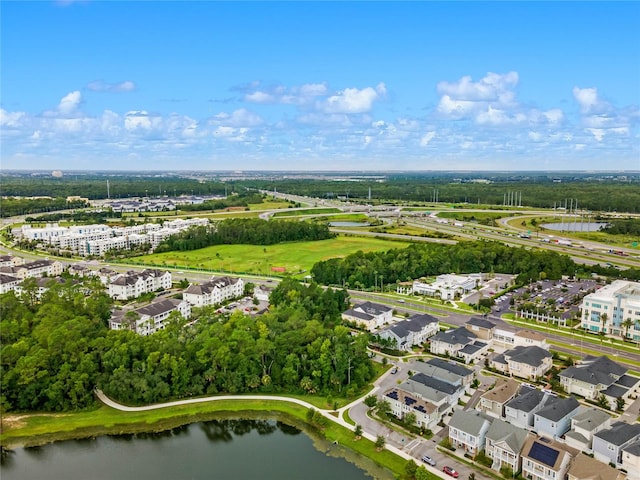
top-left (110, 298), bottom-right (191, 335)
top-left (108, 269), bottom-right (172, 300)
top-left (581, 280), bottom-right (640, 340)
top-left (183, 276), bottom-right (245, 307)
top-left (0, 259), bottom-right (64, 279)
top-left (0, 273), bottom-right (21, 294)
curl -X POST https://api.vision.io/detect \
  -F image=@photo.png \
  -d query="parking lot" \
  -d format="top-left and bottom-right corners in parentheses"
top-left (218, 296), bottom-right (270, 315)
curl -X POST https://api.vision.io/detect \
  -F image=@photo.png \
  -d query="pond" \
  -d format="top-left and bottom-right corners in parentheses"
top-left (1, 418), bottom-right (392, 480)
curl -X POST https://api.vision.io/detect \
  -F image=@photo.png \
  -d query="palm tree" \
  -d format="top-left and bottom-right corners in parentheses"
top-left (599, 312), bottom-right (608, 335)
top-left (622, 317), bottom-right (634, 340)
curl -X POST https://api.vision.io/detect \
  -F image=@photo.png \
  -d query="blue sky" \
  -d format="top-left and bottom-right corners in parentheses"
top-left (1, 1), bottom-right (639, 171)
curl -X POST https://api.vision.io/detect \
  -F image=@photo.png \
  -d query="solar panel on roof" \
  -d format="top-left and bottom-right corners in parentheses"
top-left (529, 441), bottom-right (559, 467)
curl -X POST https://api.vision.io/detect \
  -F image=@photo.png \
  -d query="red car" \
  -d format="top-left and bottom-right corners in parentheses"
top-left (443, 466), bottom-right (459, 478)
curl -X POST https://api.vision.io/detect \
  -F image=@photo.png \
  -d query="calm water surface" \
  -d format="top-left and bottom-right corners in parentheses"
top-left (1, 419), bottom-right (388, 480)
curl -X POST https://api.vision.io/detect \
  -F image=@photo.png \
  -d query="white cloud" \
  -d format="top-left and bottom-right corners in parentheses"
top-left (87, 80), bottom-right (137, 93)
top-left (420, 131), bottom-right (436, 146)
top-left (243, 82), bottom-right (328, 105)
top-left (0, 109), bottom-right (26, 128)
top-left (57, 91), bottom-right (82, 115)
top-left (437, 72), bottom-right (518, 103)
top-left (320, 83), bottom-right (386, 114)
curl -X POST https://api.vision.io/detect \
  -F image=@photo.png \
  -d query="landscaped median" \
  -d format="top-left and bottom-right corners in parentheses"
top-left (0, 391), bottom-right (442, 480)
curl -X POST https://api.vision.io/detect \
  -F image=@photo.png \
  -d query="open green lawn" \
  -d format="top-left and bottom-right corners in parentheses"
top-left (272, 207), bottom-right (342, 217)
top-left (131, 235), bottom-right (411, 276)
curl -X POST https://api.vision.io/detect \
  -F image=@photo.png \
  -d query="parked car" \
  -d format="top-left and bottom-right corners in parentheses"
top-left (390, 367), bottom-right (398, 374)
top-left (421, 455), bottom-right (436, 466)
top-left (443, 466), bottom-right (459, 478)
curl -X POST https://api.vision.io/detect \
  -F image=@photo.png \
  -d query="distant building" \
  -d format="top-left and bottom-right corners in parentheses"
top-left (484, 418), bottom-right (531, 474)
top-left (0, 273), bottom-right (21, 294)
top-left (490, 345), bottom-right (553, 380)
top-left (533, 396), bottom-right (580, 439)
top-left (477, 378), bottom-right (520, 418)
top-left (559, 355), bottom-right (630, 402)
top-left (448, 410), bottom-right (492, 457)
top-left (593, 421), bottom-right (640, 467)
top-left (564, 407), bottom-right (612, 453)
top-left (581, 280), bottom-right (640, 340)
top-left (411, 274), bottom-right (479, 300)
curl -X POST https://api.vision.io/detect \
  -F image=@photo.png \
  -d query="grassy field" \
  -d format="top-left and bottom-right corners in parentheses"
top-left (272, 207), bottom-right (342, 217)
top-left (131, 235), bottom-right (411, 276)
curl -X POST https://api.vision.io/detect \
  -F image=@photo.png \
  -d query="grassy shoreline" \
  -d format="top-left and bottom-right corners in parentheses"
top-left (0, 398), bottom-right (409, 479)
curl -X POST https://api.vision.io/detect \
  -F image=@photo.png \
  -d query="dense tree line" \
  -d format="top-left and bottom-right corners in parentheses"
top-left (310, 241), bottom-right (578, 288)
top-left (1, 198), bottom-right (88, 218)
top-left (179, 193), bottom-right (268, 211)
top-left (1, 278), bottom-right (373, 412)
top-left (0, 175), bottom-right (230, 200)
top-left (600, 218), bottom-right (640, 236)
top-left (155, 218), bottom-right (334, 252)
top-left (25, 210), bottom-right (120, 224)
top-left (239, 176), bottom-right (640, 213)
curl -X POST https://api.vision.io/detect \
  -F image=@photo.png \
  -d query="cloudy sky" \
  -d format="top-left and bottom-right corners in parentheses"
top-left (1, 1), bottom-right (639, 171)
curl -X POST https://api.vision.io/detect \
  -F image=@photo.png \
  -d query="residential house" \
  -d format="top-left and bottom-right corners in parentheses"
top-left (514, 330), bottom-right (548, 349)
top-left (521, 436), bottom-right (575, 480)
top-left (448, 410), bottom-right (492, 457)
top-left (490, 345), bottom-right (553, 380)
top-left (93, 267), bottom-right (119, 285)
top-left (477, 378), bottom-right (520, 418)
top-left (458, 340), bottom-right (490, 364)
top-left (533, 396), bottom-right (580, 439)
top-left (0, 273), bottom-right (21, 294)
top-left (183, 276), bottom-right (245, 307)
top-left (504, 387), bottom-right (547, 429)
top-left (567, 454), bottom-right (626, 480)
top-left (108, 269), bottom-right (172, 300)
top-left (564, 408), bottom-right (612, 452)
top-left (593, 422), bottom-right (640, 467)
top-left (600, 374), bottom-right (640, 411)
top-left (622, 440), bottom-right (640, 480)
top-left (378, 313), bottom-right (439, 351)
top-left (109, 298), bottom-right (191, 335)
top-left (560, 355), bottom-right (628, 401)
top-left (415, 357), bottom-right (475, 387)
top-left (14, 276), bottom-right (69, 300)
top-left (465, 317), bottom-right (496, 341)
top-left (429, 326), bottom-right (477, 357)
top-left (484, 418), bottom-right (531, 474)
top-left (383, 387), bottom-right (438, 431)
top-left (342, 301), bottom-right (393, 331)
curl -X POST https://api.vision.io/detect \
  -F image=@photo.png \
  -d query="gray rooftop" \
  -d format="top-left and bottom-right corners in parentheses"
top-left (432, 326), bottom-right (477, 346)
top-left (425, 357), bottom-right (473, 377)
top-left (505, 388), bottom-right (546, 413)
top-left (601, 384), bottom-right (628, 399)
top-left (535, 396), bottom-right (580, 422)
top-left (459, 341), bottom-right (486, 355)
top-left (485, 418), bottom-right (529, 453)
top-left (595, 422), bottom-right (640, 446)
top-left (449, 410), bottom-right (491, 436)
top-left (136, 298), bottom-right (183, 318)
top-left (466, 317), bottom-right (496, 330)
top-left (356, 301), bottom-right (392, 315)
top-left (571, 407), bottom-right (611, 431)
top-left (342, 308), bottom-right (373, 321)
top-left (560, 356), bottom-right (627, 386)
top-left (622, 439), bottom-right (640, 457)
top-left (616, 374), bottom-right (640, 388)
top-left (504, 345), bottom-right (552, 367)
top-left (410, 372), bottom-right (459, 395)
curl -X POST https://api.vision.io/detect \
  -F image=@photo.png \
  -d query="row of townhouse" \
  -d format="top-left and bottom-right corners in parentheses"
top-left (341, 301), bottom-right (393, 331)
top-left (581, 280), bottom-right (640, 340)
top-left (382, 358), bottom-right (473, 430)
top-left (449, 408), bottom-right (628, 480)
